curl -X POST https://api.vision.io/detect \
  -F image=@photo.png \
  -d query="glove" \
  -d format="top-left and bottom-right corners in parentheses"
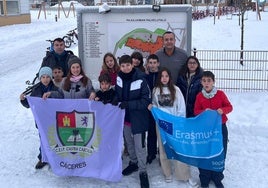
top-left (111, 98), bottom-right (118, 106)
top-left (102, 100), bottom-right (108, 105)
top-left (119, 101), bottom-right (128, 109)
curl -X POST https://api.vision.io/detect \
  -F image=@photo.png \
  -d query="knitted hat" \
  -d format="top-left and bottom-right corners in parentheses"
top-left (68, 55), bottom-right (82, 68)
top-left (39, 66), bottom-right (52, 79)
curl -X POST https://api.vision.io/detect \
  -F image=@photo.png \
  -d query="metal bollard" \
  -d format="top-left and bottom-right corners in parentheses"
top-left (55, 15), bottom-right (58, 22)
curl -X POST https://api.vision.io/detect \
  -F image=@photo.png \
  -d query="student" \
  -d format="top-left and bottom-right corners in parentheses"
top-left (176, 56), bottom-right (203, 118)
top-left (131, 51), bottom-right (146, 72)
top-left (145, 54), bottom-right (160, 164)
top-left (61, 55), bottom-right (95, 99)
top-left (149, 67), bottom-right (191, 184)
top-left (194, 71), bottom-right (233, 188)
top-left (113, 54), bottom-right (151, 188)
top-left (52, 66), bottom-right (64, 88)
top-left (40, 37), bottom-right (74, 77)
top-left (20, 66), bottom-right (63, 169)
top-left (95, 73), bottom-right (115, 104)
top-left (99, 52), bottom-right (120, 86)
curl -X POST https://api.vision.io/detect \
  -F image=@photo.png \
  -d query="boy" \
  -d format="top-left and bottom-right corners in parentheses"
top-left (95, 73), bottom-right (115, 104)
top-left (20, 67), bottom-right (63, 169)
top-left (145, 54), bottom-right (160, 164)
top-left (113, 54), bottom-right (151, 188)
top-left (52, 66), bottom-right (64, 88)
top-left (194, 71), bottom-right (233, 188)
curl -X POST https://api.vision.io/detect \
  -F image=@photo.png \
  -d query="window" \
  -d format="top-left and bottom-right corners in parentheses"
top-left (0, 0), bottom-right (19, 15)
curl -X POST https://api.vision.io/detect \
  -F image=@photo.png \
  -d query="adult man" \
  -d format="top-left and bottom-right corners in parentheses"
top-left (156, 31), bottom-right (188, 82)
top-left (40, 37), bottom-right (73, 77)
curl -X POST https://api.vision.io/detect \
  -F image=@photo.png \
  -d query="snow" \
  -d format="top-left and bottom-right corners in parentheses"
top-left (0, 3), bottom-right (268, 188)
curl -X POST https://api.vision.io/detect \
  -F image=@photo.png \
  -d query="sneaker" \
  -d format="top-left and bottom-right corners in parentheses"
top-left (146, 155), bottom-right (156, 164)
top-left (122, 161), bottom-right (138, 176)
top-left (165, 175), bottom-right (172, 183)
top-left (139, 171), bottom-right (149, 188)
top-left (215, 182), bottom-right (224, 188)
top-left (35, 160), bottom-right (48, 169)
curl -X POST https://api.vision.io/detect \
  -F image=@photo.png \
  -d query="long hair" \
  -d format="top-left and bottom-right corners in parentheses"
top-left (101, 52), bottom-right (120, 73)
top-left (179, 55), bottom-right (201, 76)
top-left (63, 64), bottom-right (89, 91)
top-left (131, 51), bottom-right (145, 72)
top-left (154, 67), bottom-right (176, 104)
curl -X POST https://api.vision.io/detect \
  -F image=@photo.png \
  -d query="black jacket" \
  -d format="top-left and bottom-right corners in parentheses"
top-left (115, 68), bottom-right (151, 134)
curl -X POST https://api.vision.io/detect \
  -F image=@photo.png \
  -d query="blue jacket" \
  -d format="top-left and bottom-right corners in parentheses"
top-left (176, 70), bottom-right (203, 117)
top-left (115, 68), bottom-right (151, 134)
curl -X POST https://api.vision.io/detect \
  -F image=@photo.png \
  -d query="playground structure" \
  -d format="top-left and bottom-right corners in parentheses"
top-left (37, 0), bottom-right (76, 19)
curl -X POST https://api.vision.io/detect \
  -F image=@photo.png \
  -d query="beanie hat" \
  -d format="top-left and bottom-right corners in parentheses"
top-left (39, 66), bottom-right (52, 79)
top-left (68, 55), bottom-right (82, 68)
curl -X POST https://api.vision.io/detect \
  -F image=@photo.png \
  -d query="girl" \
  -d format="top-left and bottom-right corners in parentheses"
top-left (194, 71), bottom-right (233, 188)
top-left (20, 66), bottom-right (63, 169)
top-left (150, 67), bottom-right (191, 183)
top-left (176, 56), bottom-right (203, 118)
top-left (61, 55), bottom-right (95, 99)
top-left (99, 52), bottom-right (120, 86)
top-left (131, 51), bottom-right (146, 72)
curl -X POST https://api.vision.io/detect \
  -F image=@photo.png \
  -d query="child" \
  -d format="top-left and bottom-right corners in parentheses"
top-left (20, 66), bottom-right (63, 169)
top-left (194, 71), bottom-right (233, 188)
top-left (176, 56), bottom-right (203, 118)
top-left (61, 55), bottom-right (95, 99)
top-left (52, 66), bottom-right (64, 88)
top-left (131, 51), bottom-right (146, 72)
top-left (150, 67), bottom-right (191, 184)
top-left (99, 52), bottom-right (120, 86)
top-left (113, 54), bottom-right (151, 188)
top-left (95, 73), bottom-right (115, 104)
top-left (145, 54), bottom-right (160, 164)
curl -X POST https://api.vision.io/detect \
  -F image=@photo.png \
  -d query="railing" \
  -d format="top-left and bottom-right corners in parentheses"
top-left (192, 49), bottom-right (268, 92)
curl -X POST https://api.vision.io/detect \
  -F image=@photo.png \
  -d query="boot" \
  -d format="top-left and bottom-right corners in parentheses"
top-left (122, 161), bottom-right (138, 176)
top-left (35, 160), bottom-right (48, 169)
top-left (139, 171), bottom-right (149, 188)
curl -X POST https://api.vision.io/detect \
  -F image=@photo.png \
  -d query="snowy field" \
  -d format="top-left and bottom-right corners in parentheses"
top-left (0, 3), bottom-right (267, 188)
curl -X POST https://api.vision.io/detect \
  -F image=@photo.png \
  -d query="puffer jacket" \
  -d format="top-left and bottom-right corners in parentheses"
top-left (115, 68), bottom-right (151, 134)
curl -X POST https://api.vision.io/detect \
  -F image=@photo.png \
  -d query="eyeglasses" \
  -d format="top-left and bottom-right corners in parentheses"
top-left (188, 61), bottom-right (197, 65)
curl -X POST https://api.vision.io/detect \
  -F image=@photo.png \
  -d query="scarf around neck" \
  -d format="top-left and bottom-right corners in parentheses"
top-left (202, 86), bottom-right (217, 99)
top-left (70, 75), bottom-right (83, 83)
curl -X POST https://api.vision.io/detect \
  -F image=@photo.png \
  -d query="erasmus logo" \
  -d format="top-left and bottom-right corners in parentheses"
top-left (51, 110), bottom-right (97, 156)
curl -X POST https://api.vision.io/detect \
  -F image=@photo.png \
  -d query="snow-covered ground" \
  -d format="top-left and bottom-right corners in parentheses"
top-left (0, 3), bottom-right (267, 188)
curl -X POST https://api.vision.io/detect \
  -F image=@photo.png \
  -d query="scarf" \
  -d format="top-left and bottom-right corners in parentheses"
top-left (202, 86), bottom-right (217, 99)
top-left (70, 75), bottom-right (83, 83)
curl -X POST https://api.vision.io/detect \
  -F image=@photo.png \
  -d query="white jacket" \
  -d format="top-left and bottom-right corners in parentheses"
top-left (152, 85), bottom-right (186, 117)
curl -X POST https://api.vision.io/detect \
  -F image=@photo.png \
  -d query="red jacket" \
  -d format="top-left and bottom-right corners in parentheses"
top-left (194, 90), bottom-right (233, 124)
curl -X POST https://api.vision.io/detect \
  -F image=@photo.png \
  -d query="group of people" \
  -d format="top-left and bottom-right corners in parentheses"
top-left (20, 31), bottom-right (233, 188)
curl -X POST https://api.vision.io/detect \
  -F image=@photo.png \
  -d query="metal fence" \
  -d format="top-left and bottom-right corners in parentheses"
top-left (192, 49), bottom-right (268, 92)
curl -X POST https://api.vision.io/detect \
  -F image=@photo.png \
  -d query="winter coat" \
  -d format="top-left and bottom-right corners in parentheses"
top-left (176, 70), bottom-right (203, 117)
top-left (41, 50), bottom-right (74, 77)
top-left (96, 88), bottom-right (115, 104)
top-left (146, 71), bottom-right (158, 91)
top-left (152, 85), bottom-right (186, 117)
top-left (194, 90), bottom-right (233, 124)
top-left (20, 82), bottom-right (64, 108)
top-left (115, 68), bottom-right (151, 134)
top-left (61, 78), bottom-right (95, 99)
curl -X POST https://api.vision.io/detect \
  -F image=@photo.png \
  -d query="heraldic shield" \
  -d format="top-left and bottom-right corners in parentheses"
top-left (56, 110), bottom-right (95, 147)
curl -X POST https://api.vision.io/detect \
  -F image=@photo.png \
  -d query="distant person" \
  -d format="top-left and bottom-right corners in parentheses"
top-left (112, 54), bottom-right (151, 188)
top-left (40, 37), bottom-right (74, 77)
top-left (52, 66), bottom-right (64, 88)
top-left (176, 56), bottom-right (203, 118)
top-left (148, 67), bottom-right (191, 184)
top-left (99, 52), bottom-right (120, 87)
top-left (145, 54), bottom-right (159, 164)
top-left (95, 73), bottom-right (115, 104)
top-left (20, 66), bottom-right (63, 169)
top-left (194, 71), bottom-right (233, 188)
top-left (155, 31), bottom-right (188, 82)
top-left (61, 55), bottom-right (95, 99)
top-left (131, 51), bottom-right (146, 72)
